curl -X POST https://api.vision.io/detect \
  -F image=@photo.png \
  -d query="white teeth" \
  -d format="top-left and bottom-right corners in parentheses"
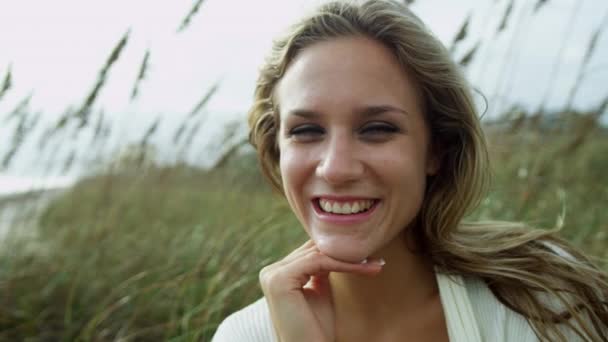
top-left (342, 203), bottom-right (351, 214)
top-left (319, 199), bottom-right (375, 214)
top-left (320, 199), bottom-right (326, 211)
top-left (321, 199), bottom-right (331, 212)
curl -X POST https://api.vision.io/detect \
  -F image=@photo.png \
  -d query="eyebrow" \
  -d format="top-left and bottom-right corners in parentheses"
top-left (287, 105), bottom-right (410, 118)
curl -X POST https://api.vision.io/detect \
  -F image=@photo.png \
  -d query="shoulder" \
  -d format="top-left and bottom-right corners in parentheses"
top-left (212, 297), bottom-right (277, 342)
top-left (463, 275), bottom-right (600, 341)
top-left (463, 276), bottom-right (540, 341)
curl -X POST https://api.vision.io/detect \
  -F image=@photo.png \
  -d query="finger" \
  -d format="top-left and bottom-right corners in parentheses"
top-left (283, 241), bottom-right (382, 266)
top-left (260, 240), bottom-right (319, 286)
top-left (285, 252), bottom-right (383, 290)
top-left (280, 248), bottom-right (385, 280)
top-left (278, 239), bottom-right (317, 265)
top-left (304, 272), bottom-right (330, 294)
top-left (297, 249), bottom-right (385, 268)
top-left (288, 239), bottom-right (316, 257)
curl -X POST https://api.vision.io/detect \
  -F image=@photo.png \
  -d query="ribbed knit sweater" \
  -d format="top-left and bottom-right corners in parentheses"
top-left (212, 272), bottom-right (592, 341)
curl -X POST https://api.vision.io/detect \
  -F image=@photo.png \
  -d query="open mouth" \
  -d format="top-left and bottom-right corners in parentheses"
top-left (314, 198), bottom-right (380, 215)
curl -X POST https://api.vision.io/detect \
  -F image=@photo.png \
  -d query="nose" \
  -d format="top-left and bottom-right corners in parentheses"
top-left (315, 133), bottom-right (365, 185)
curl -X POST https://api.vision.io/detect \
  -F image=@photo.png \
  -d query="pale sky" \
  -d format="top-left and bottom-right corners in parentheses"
top-left (0, 0), bottom-right (607, 194)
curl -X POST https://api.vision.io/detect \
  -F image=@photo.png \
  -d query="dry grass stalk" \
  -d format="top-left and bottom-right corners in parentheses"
top-left (496, 0), bottom-right (514, 36)
top-left (3, 93), bottom-right (31, 123)
top-left (44, 27), bottom-right (126, 150)
top-left (488, 0), bottom-right (533, 117)
top-left (173, 118), bottom-right (188, 144)
top-left (188, 82), bottom-right (219, 119)
top-left (75, 30), bottom-right (130, 128)
top-left (130, 119), bottom-right (161, 168)
top-left (0, 65), bottom-right (12, 102)
top-left (563, 9), bottom-right (608, 113)
top-left (178, 119), bottom-right (202, 159)
top-left (459, 41), bottom-right (480, 67)
top-left (208, 121), bottom-right (243, 167)
top-left (32, 29), bottom-right (128, 161)
top-left (140, 116), bottom-right (161, 148)
top-left (131, 50), bottom-right (150, 100)
top-left (173, 82), bottom-right (219, 144)
top-left (450, 13), bottom-right (472, 52)
top-left (62, 149), bottom-right (76, 173)
top-left (532, 1), bottom-right (583, 127)
top-left (213, 138), bottom-right (248, 170)
top-left (2, 98), bottom-right (36, 169)
top-left (178, 0), bottom-right (206, 32)
top-left (89, 110), bottom-right (106, 147)
top-left (469, 2), bottom-right (506, 92)
top-left (37, 107), bottom-right (73, 152)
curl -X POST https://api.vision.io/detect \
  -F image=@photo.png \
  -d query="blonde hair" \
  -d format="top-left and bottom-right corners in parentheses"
top-left (247, 0), bottom-right (608, 340)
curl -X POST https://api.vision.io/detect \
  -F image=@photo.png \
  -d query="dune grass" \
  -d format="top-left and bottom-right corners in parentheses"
top-left (0, 121), bottom-right (606, 341)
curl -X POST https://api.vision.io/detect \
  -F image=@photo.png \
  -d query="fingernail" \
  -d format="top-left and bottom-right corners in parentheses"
top-left (370, 258), bottom-right (385, 266)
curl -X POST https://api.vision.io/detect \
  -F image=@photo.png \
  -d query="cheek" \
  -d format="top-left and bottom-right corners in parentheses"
top-left (374, 149), bottom-right (428, 193)
top-left (279, 148), bottom-right (299, 188)
top-left (278, 147), bottom-right (319, 235)
top-left (279, 142), bottom-right (318, 186)
top-left (279, 146), bottom-right (309, 209)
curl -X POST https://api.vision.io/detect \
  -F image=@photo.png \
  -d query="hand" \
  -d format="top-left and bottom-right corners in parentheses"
top-left (259, 240), bottom-right (384, 342)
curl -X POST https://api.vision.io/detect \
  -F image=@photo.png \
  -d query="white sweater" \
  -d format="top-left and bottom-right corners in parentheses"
top-left (212, 273), bottom-right (591, 341)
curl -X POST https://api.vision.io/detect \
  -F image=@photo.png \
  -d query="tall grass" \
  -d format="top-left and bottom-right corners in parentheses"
top-left (0, 158), bottom-right (303, 340)
top-left (1, 120), bottom-right (606, 340)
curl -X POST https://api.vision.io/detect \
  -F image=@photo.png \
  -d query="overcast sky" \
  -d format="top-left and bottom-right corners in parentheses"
top-left (0, 0), bottom-right (607, 193)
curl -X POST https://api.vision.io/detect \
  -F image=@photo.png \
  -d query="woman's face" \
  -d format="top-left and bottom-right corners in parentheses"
top-left (275, 36), bottom-right (438, 263)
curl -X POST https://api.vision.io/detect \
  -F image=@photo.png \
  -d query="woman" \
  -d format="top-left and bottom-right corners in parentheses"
top-left (213, 0), bottom-right (608, 341)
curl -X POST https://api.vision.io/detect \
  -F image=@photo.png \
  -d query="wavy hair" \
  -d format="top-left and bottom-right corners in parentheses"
top-left (247, 0), bottom-right (608, 340)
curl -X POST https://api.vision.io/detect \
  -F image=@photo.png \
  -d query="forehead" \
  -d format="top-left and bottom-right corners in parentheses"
top-left (274, 36), bottom-right (423, 117)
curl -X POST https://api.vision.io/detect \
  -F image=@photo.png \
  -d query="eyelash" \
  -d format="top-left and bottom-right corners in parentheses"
top-left (287, 122), bottom-right (400, 140)
top-left (288, 124), bottom-right (324, 137)
top-left (361, 123), bottom-right (399, 135)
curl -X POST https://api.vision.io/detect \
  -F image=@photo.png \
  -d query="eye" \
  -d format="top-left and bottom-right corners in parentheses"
top-left (359, 122), bottom-right (400, 140)
top-left (288, 124), bottom-right (325, 142)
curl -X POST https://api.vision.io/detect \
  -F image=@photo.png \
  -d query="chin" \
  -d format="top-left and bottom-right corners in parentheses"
top-left (314, 237), bottom-right (372, 263)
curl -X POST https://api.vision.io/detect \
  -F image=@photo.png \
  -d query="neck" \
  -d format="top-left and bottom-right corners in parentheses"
top-left (330, 230), bottom-right (438, 326)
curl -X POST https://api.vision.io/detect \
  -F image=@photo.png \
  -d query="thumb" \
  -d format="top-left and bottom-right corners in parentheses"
top-left (305, 271), bottom-right (331, 296)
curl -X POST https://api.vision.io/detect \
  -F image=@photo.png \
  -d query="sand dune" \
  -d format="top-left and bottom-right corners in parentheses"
top-left (0, 188), bottom-right (66, 243)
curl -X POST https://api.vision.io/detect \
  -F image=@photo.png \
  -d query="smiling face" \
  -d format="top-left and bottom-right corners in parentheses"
top-left (275, 36), bottom-right (438, 263)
